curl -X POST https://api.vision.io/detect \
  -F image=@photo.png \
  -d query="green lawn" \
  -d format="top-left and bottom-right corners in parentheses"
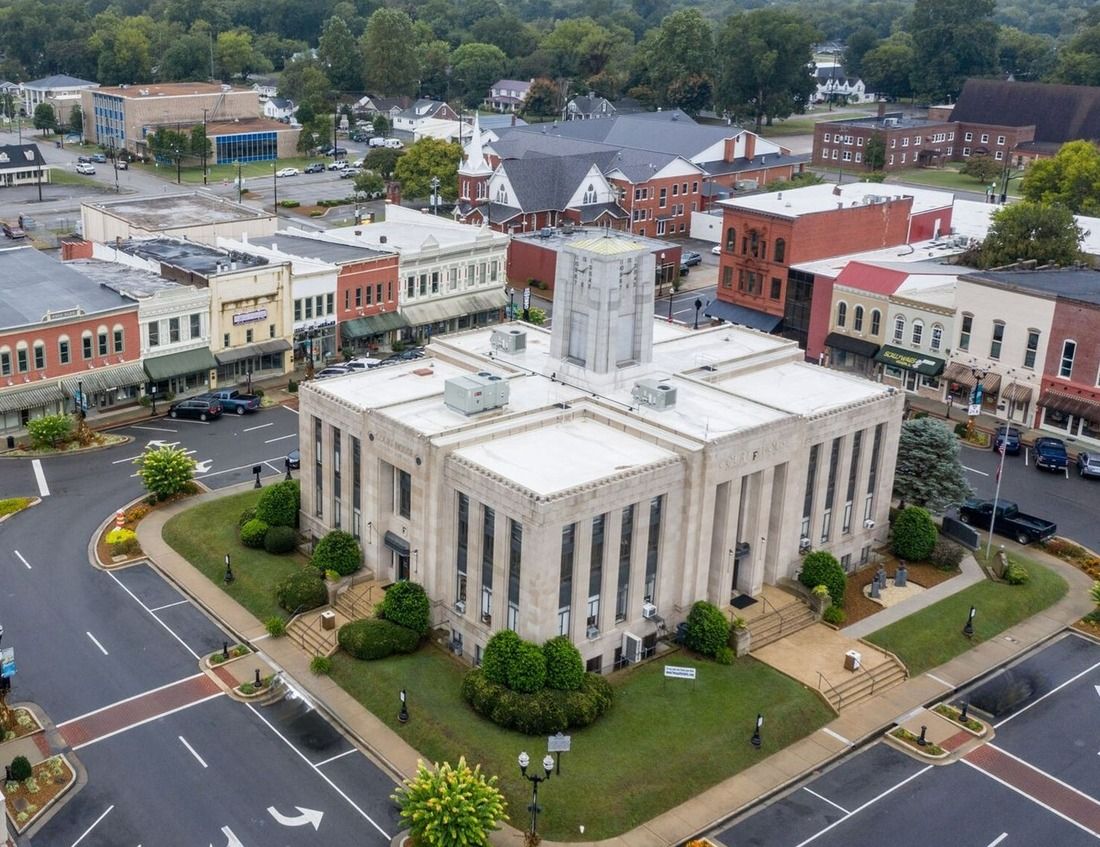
top-left (0, 497), bottom-right (33, 519)
top-left (174, 157), bottom-right (319, 185)
top-left (866, 553), bottom-right (1067, 675)
top-left (758, 109), bottom-right (874, 137)
top-left (330, 649), bottom-right (833, 841)
top-left (888, 165), bottom-right (1023, 197)
top-left (47, 168), bottom-right (99, 187)
top-left (162, 490), bottom-right (310, 622)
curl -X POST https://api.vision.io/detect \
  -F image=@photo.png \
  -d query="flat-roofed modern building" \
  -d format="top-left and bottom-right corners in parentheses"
top-left (297, 233), bottom-right (903, 671)
top-left (81, 192), bottom-right (276, 248)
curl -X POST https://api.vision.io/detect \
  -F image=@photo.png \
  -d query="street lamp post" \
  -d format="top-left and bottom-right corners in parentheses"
top-left (236, 160), bottom-right (243, 203)
top-left (518, 751), bottom-right (555, 837)
top-left (693, 298), bottom-right (703, 330)
top-left (429, 175), bottom-right (440, 215)
top-left (967, 366), bottom-right (988, 436)
top-left (507, 287), bottom-right (516, 320)
top-left (284, 457), bottom-right (292, 481)
top-left (273, 159), bottom-right (278, 209)
top-left (751, 713), bottom-right (764, 749)
top-left (149, 384), bottom-right (157, 417)
top-left (223, 553), bottom-right (235, 584)
top-left (398, 688), bottom-right (409, 723)
top-left (963, 605), bottom-right (976, 639)
top-left (201, 108), bottom-right (208, 185)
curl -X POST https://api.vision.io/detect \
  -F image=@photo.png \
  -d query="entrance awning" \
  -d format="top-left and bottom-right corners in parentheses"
top-left (703, 300), bottom-right (782, 332)
top-left (144, 347), bottom-right (217, 381)
top-left (944, 363), bottom-right (1001, 395)
top-left (61, 361), bottom-right (147, 395)
top-left (873, 345), bottom-right (945, 376)
top-left (402, 290), bottom-right (508, 327)
top-left (1001, 382), bottom-right (1033, 403)
top-left (0, 381), bottom-right (65, 414)
top-left (383, 531), bottom-right (409, 555)
top-left (214, 338), bottom-right (291, 365)
top-left (1039, 390), bottom-right (1100, 420)
top-left (824, 332), bottom-right (880, 358)
top-left (341, 311), bottom-right (409, 341)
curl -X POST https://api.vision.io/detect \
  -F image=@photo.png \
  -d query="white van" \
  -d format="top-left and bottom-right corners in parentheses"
top-left (368, 137), bottom-right (386, 148)
top-left (384, 138), bottom-right (405, 150)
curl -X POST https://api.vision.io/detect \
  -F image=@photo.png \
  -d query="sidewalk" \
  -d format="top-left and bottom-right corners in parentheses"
top-left (133, 482), bottom-right (1097, 847)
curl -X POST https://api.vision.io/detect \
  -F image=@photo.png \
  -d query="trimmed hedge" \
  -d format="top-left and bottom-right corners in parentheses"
top-left (255, 480), bottom-right (300, 528)
top-left (338, 618), bottom-right (421, 660)
top-left (275, 569), bottom-right (327, 613)
top-left (240, 518), bottom-right (269, 548)
top-left (481, 630), bottom-right (522, 687)
top-left (461, 669), bottom-right (613, 735)
top-left (378, 580), bottom-right (431, 635)
top-left (799, 550), bottom-right (846, 607)
top-left (542, 636), bottom-right (584, 691)
top-left (311, 530), bottom-right (362, 576)
top-left (264, 525), bottom-right (298, 554)
top-left (892, 506), bottom-right (939, 561)
top-left (929, 537), bottom-right (965, 571)
top-left (238, 507), bottom-right (256, 528)
top-left (684, 600), bottom-right (731, 658)
top-left (509, 640), bottom-right (548, 693)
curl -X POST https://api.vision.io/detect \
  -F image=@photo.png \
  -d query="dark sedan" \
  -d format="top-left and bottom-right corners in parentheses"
top-left (1077, 451), bottom-right (1100, 479)
top-left (167, 397), bottom-right (222, 421)
top-left (286, 448), bottom-right (300, 470)
top-left (682, 251), bottom-right (702, 266)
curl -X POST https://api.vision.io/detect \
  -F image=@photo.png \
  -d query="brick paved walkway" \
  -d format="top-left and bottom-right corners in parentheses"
top-left (964, 743), bottom-right (1100, 836)
top-left (56, 674), bottom-right (222, 750)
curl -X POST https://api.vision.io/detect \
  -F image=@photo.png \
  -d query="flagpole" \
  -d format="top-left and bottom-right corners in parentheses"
top-left (986, 383), bottom-right (1013, 560)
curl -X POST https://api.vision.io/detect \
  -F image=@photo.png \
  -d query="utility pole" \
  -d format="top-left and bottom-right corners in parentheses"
top-left (201, 108), bottom-right (208, 185)
top-left (175, 122), bottom-right (182, 184)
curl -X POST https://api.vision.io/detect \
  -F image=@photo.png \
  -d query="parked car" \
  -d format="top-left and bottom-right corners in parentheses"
top-left (350, 132), bottom-right (369, 143)
top-left (711, 245), bottom-right (722, 255)
top-left (383, 138), bottom-right (404, 149)
top-left (304, 162), bottom-right (325, 174)
top-left (386, 348), bottom-right (424, 362)
top-left (198, 388), bottom-right (261, 415)
top-left (75, 162), bottom-right (95, 174)
top-left (90, 153), bottom-right (107, 163)
top-left (679, 263), bottom-right (690, 275)
top-left (992, 426), bottom-right (1021, 455)
top-left (682, 251), bottom-right (702, 267)
top-left (286, 448), bottom-right (301, 469)
top-left (350, 158), bottom-right (364, 168)
top-left (1076, 451), bottom-right (1100, 479)
top-left (77, 155), bottom-right (92, 163)
top-left (115, 159), bottom-right (128, 170)
top-left (339, 168), bottom-right (360, 179)
top-left (2, 222), bottom-right (25, 239)
top-left (315, 365), bottom-right (351, 379)
top-left (1032, 436), bottom-right (1068, 472)
top-left (958, 498), bottom-right (1057, 545)
top-left (322, 146), bottom-right (348, 157)
top-left (368, 137), bottom-right (386, 148)
top-left (275, 167), bottom-right (299, 177)
top-left (328, 160), bottom-right (348, 170)
top-left (168, 397), bottom-right (223, 421)
top-left (343, 357), bottom-right (384, 371)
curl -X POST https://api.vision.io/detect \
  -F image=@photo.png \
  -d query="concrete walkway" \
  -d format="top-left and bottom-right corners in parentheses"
top-left (132, 482), bottom-right (1098, 847)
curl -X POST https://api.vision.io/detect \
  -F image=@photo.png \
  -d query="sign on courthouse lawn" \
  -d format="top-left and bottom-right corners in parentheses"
top-left (663, 665), bottom-right (697, 680)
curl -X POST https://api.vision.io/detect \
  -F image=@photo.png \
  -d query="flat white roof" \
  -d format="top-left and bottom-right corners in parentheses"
top-left (893, 275), bottom-right (959, 308)
top-left (651, 323), bottom-right (792, 372)
top-left (722, 182), bottom-right (954, 218)
top-left (317, 204), bottom-right (508, 254)
top-left (792, 239), bottom-right (965, 279)
top-left (713, 361), bottom-right (889, 415)
top-left (453, 419), bottom-right (677, 496)
top-left (309, 359), bottom-right (466, 408)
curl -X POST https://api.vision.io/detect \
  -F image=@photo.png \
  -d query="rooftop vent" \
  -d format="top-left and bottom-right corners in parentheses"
top-left (491, 327), bottom-right (527, 353)
top-left (444, 372), bottom-right (510, 415)
top-left (631, 379), bottom-right (677, 411)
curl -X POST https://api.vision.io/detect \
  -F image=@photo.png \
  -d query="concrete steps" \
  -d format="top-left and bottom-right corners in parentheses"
top-left (821, 653), bottom-right (908, 712)
top-left (287, 612), bottom-right (340, 657)
top-left (747, 604), bottom-right (817, 651)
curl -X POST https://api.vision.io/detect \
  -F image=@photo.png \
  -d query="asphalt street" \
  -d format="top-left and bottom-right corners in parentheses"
top-left (0, 404), bottom-right (411, 846)
top-left (716, 633), bottom-right (1100, 847)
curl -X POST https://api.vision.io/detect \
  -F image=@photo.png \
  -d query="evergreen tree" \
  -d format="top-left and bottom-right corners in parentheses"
top-left (893, 418), bottom-right (971, 512)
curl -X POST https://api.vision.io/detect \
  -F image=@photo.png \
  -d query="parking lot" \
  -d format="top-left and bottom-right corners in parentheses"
top-left (716, 633), bottom-right (1100, 846)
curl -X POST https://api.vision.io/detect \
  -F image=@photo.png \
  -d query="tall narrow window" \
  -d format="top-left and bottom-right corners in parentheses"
top-left (331, 426), bottom-right (342, 530)
top-left (616, 505), bottom-right (634, 622)
top-left (893, 315), bottom-right (905, 343)
top-left (98, 331), bottom-right (108, 356)
top-left (455, 493), bottom-right (469, 609)
top-left (836, 302), bottom-right (847, 328)
top-left (911, 320), bottom-right (923, 346)
top-left (870, 310), bottom-right (881, 336)
top-left (481, 507), bottom-right (495, 624)
top-left (990, 320), bottom-right (1005, 360)
top-left (588, 514), bottom-right (605, 632)
top-left (645, 496), bottom-right (662, 603)
top-left (507, 519), bottom-right (522, 630)
top-left (930, 324), bottom-right (943, 351)
top-left (725, 227), bottom-right (735, 252)
top-left (58, 338), bottom-right (70, 364)
top-left (821, 438), bottom-right (841, 542)
top-left (33, 343), bottom-right (44, 370)
top-left (774, 238), bottom-right (786, 263)
top-left (148, 322), bottom-right (160, 348)
top-left (865, 423), bottom-right (884, 521)
top-left (802, 444), bottom-right (819, 539)
top-left (169, 317), bottom-right (180, 343)
top-left (1059, 339), bottom-right (1076, 378)
top-left (1024, 330), bottom-right (1040, 369)
top-left (843, 430), bottom-right (863, 533)
top-left (959, 313), bottom-right (973, 351)
top-left (351, 437), bottom-right (361, 540)
top-left (853, 306), bottom-right (864, 332)
top-left (397, 469), bottom-right (411, 518)
top-left (558, 524), bottom-right (575, 636)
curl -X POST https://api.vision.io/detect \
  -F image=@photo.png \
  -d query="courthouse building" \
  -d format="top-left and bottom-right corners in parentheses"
top-left (297, 233), bottom-right (903, 671)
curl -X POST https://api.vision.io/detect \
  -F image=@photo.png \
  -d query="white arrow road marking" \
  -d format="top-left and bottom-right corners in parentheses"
top-left (193, 459), bottom-right (214, 474)
top-left (86, 632), bottom-right (109, 656)
top-left (211, 826), bottom-right (246, 847)
top-left (13, 550), bottom-right (32, 570)
top-left (112, 454), bottom-right (145, 464)
top-left (145, 439), bottom-right (180, 449)
top-left (1095, 684), bottom-right (1100, 698)
top-left (31, 459), bottom-right (49, 496)
top-left (268, 806), bottom-right (324, 830)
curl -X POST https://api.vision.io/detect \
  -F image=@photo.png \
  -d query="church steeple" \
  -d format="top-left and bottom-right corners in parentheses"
top-left (459, 114), bottom-right (492, 205)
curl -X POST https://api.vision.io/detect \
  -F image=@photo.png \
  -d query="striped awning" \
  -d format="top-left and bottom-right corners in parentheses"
top-left (944, 363), bottom-right (1001, 395)
top-left (401, 290), bottom-right (507, 328)
top-left (0, 381), bottom-right (65, 414)
top-left (61, 361), bottom-right (147, 396)
top-left (1039, 390), bottom-right (1100, 420)
top-left (1000, 382), bottom-right (1033, 403)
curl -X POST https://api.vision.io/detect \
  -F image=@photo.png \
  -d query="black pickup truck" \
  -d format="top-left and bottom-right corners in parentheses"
top-left (958, 498), bottom-right (1057, 545)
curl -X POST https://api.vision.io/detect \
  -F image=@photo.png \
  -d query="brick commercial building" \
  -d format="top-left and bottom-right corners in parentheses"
top-left (811, 105), bottom-right (957, 172)
top-left (81, 192), bottom-right (276, 248)
top-left (709, 182), bottom-right (954, 343)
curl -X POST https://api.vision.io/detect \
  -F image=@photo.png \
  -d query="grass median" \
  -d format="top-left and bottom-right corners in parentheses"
top-left (162, 489), bottom-right (309, 622)
top-left (865, 551), bottom-right (1067, 675)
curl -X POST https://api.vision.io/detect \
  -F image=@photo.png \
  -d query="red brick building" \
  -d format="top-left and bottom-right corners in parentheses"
top-left (811, 106), bottom-right (957, 173)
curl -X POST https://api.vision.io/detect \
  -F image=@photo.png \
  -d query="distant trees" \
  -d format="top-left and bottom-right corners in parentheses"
top-left (361, 9), bottom-right (420, 96)
top-left (909, 0), bottom-right (999, 101)
top-left (394, 137), bottom-right (462, 200)
top-left (974, 202), bottom-right (1082, 269)
top-left (1051, 11), bottom-right (1100, 86)
top-left (318, 16), bottom-right (361, 93)
top-left (449, 42), bottom-right (507, 107)
top-left (635, 9), bottom-right (714, 114)
top-left (32, 102), bottom-right (56, 133)
top-left (861, 36), bottom-right (916, 100)
top-left (960, 155), bottom-right (1002, 184)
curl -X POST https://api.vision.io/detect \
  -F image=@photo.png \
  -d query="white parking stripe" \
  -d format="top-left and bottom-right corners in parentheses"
top-left (995, 656), bottom-right (1100, 727)
top-left (243, 422), bottom-right (273, 432)
top-left (195, 456), bottom-right (291, 479)
top-left (32, 459), bottom-right (49, 496)
top-left (106, 570), bottom-right (201, 660)
top-left (179, 735), bottom-right (209, 768)
top-left (962, 465), bottom-right (990, 477)
top-left (86, 631), bottom-right (109, 656)
top-left (264, 434), bottom-right (297, 443)
top-left (70, 804), bottom-right (114, 847)
top-left (803, 787), bottom-right (850, 815)
top-left (130, 425), bottom-right (177, 433)
top-left (13, 550), bottom-right (31, 569)
top-left (147, 599), bottom-right (189, 613)
top-left (314, 748), bottom-right (357, 768)
top-left (987, 834), bottom-right (1008, 847)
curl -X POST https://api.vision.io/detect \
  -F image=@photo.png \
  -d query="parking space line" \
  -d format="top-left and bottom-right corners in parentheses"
top-left (13, 550), bottom-right (31, 569)
top-left (107, 570), bottom-right (201, 660)
top-left (803, 787), bottom-right (850, 815)
top-left (147, 599), bottom-right (189, 613)
top-left (86, 631), bottom-right (109, 656)
top-left (314, 748), bottom-right (357, 768)
top-left (31, 459), bottom-right (49, 496)
top-left (986, 834), bottom-right (1008, 847)
top-left (179, 735), bottom-right (208, 768)
top-left (925, 673), bottom-right (954, 689)
top-left (792, 765), bottom-right (932, 847)
top-left (961, 758), bottom-right (1100, 838)
top-left (962, 465), bottom-right (990, 476)
top-left (112, 454), bottom-right (144, 464)
top-left (196, 456), bottom-right (290, 480)
top-left (264, 434), bottom-right (296, 443)
top-left (130, 425), bottom-right (177, 433)
top-left (173, 419), bottom-right (210, 425)
top-left (243, 422), bottom-right (273, 432)
top-left (246, 703), bottom-right (391, 840)
top-left (995, 656), bottom-right (1100, 727)
top-left (70, 804), bottom-right (114, 847)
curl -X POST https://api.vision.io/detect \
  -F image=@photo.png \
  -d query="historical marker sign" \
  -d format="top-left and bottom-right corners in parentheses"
top-left (663, 665), bottom-right (696, 681)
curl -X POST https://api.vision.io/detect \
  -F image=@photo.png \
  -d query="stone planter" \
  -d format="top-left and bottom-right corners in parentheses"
top-left (809, 593), bottom-right (831, 618)
top-left (732, 626), bottom-right (751, 657)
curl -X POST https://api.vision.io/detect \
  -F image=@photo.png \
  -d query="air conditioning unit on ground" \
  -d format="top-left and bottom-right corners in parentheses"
top-left (491, 327), bottom-right (527, 353)
top-left (642, 603), bottom-right (657, 619)
top-left (622, 632), bottom-right (642, 665)
top-left (864, 519), bottom-right (876, 529)
top-left (632, 379), bottom-right (677, 411)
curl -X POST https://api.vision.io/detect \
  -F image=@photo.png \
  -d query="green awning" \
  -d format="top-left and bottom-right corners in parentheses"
top-left (61, 361), bottom-right (147, 395)
top-left (144, 347), bottom-right (217, 381)
top-left (874, 345), bottom-right (945, 376)
top-left (341, 311), bottom-right (409, 340)
top-left (401, 290), bottom-right (508, 327)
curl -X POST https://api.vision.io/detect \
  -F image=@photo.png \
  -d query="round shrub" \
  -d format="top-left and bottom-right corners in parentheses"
top-left (265, 616), bottom-right (286, 637)
top-left (891, 506), bottom-right (939, 562)
top-left (310, 655), bottom-right (332, 675)
top-left (799, 550), bottom-right (846, 607)
top-left (482, 630), bottom-right (522, 687)
top-left (238, 507), bottom-right (256, 528)
top-left (1005, 562), bottom-right (1031, 585)
top-left (240, 518), bottom-right (269, 548)
top-left (462, 669), bottom-right (612, 735)
top-left (715, 646), bottom-right (734, 665)
top-left (378, 580), bottom-right (431, 635)
top-left (542, 636), bottom-right (584, 691)
top-left (684, 600), bottom-right (731, 657)
top-left (106, 527), bottom-right (136, 545)
top-left (508, 640), bottom-right (547, 693)
top-left (929, 537), bottom-right (965, 571)
top-left (9, 756), bottom-right (31, 782)
top-left (461, 668), bottom-right (503, 716)
top-left (823, 605), bottom-right (847, 626)
top-left (338, 618), bottom-right (420, 660)
top-left (255, 480), bottom-right (300, 528)
top-left (264, 525), bottom-right (298, 554)
top-left (275, 569), bottom-right (327, 613)
top-left (311, 530), bottom-right (362, 576)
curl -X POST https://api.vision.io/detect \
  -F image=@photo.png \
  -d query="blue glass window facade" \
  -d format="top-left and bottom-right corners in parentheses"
top-left (215, 132), bottom-right (277, 163)
top-left (91, 93), bottom-right (125, 148)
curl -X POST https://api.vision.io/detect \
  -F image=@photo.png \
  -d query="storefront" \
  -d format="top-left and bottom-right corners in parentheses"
top-left (144, 346), bottom-right (216, 399)
top-left (0, 381), bottom-right (67, 435)
top-left (401, 290), bottom-right (507, 343)
top-left (876, 345), bottom-right (945, 397)
top-left (294, 320), bottom-right (337, 365)
top-left (215, 339), bottom-right (291, 386)
top-left (943, 363), bottom-right (1003, 418)
top-left (824, 332), bottom-right (879, 376)
top-left (61, 361), bottom-right (148, 416)
top-left (340, 312), bottom-right (409, 355)
top-left (1038, 390), bottom-right (1100, 443)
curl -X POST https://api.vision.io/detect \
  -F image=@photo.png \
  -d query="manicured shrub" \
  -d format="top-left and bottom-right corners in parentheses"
top-left (508, 640), bottom-right (547, 693)
top-left (461, 669), bottom-right (612, 735)
top-left (684, 600), bottom-right (731, 658)
top-left (1005, 563), bottom-right (1031, 585)
top-left (481, 630), bottom-right (522, 687)
top-left (310, 655), bottom-right (332, 675)
top-left (338, 618), bottom-right (420, 660)
top-left (542, 636), bottom-right (584, 691)
top-left (715, 646), bottom-right (734, 665)
top-left (311, 530), bottom-right (362, 576)
top-left (799, 550), bottom-right (847, 607)
top-left (9, 756), bottom-right (30, 782)
top-left (239, 518), bottom-right (269, 548)
top-left (134, 445), bottom-right (195, 501)
top-left (891, 506), bottom-right (939, 562)
top-left (823, 605), bottom-right (847, 626)
top-left (378, 580), bottom-right (431, 635)
top-left (106, 527), bottom-right (140, 556)
top-left (275, 569), bottom-right (327, 613)
top-left (238, 507), bottom-right (256, 528)
top-left (954, 421), bottom-right (970, 438)
top-left (929, 537), bottom-right (965, 571)
top-left (265, 616), bottom-right (286, 637)
top-left (255, 480), bottom-right (300, 528)
top-left (263, 525), bottom-right (298, 554)
top-left (27, 414), bottom-right (71, 448)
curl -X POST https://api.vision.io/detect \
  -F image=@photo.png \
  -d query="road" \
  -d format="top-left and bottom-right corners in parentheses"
top-left (0, 405), bottom-right (405, 846)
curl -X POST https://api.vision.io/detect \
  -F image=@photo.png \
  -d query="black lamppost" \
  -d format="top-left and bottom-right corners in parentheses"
top-left (236, 159), bottom-right (243, 203)
top-left (252, 464), bottom-right (263, 489)
top-left (507, 287), bottom-right (516, 319)
top-left (223, 553), bottom-right (234, 584)
top-left (398, 688), bottom-right (409, 723)
top-left (963, 605), bottom-right (976, 639)
top-left (518, 751), bottom-right (555, 837)
top-left (430, 176), bottom-right (440, 215)
top-left (201, 108), bottom-right (208, 185)
top-left (149, 384), bottom-right (157, 417)
top-left (693, 298), bottom-right (703, 330)
top-left (751, 713), bottom-right (763, 749)
top-left (967, 366), bottom-right (988, 434)
top-left (284, 457), bottom-right (293, 481)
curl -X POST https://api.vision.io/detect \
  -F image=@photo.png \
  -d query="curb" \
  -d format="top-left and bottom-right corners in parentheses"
top-left (0, 497), bottom-right (41, 525)
top-left (0, 434), bottom-right (132, 460)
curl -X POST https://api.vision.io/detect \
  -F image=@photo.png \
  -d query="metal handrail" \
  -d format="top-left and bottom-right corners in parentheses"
top-left (817, 671), bottom-right (843, 708)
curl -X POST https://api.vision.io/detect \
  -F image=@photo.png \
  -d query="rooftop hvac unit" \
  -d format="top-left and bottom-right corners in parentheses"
top-left (642, 603), bottom-right (657, 619)
top-left (622, 632), bottom-right (642, 665)
top-left (444, 372), bottom-right (510, 415)
top-left (631, 379), bottom-right (677, 411)
top-left (491, 327), bottom-right (527, 353)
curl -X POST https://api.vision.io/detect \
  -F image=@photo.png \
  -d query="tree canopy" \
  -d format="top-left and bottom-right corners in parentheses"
top-left (1022, 140), bottom-right (1100, 215)
top-left (893, 418), bottom-right (971, 513)
top-left (973, 201), bottom-right (1082, 269)
top-left (909, 0), bottom-right (999, 101)
top-left (394, 137), bottom-right (463, 201)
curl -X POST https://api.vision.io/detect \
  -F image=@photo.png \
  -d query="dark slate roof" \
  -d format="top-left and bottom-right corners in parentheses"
top-left (574, 202), bottom-right (627, 222)
top-left (500, 155), bottom-right (602, 212)
top-left (951, 79), bottom-right (1100, 144)
top-left (251, 233), bottom-right (392, 263)
top-left (0, 144), bottom-right (45, 171)
top-left (0, 246), bottom-right (135, 329)
top-left (568, 94), bottom-right (616, 117)
top-left (491, 128), bottom-right (696, 182)
top-left (492, 79), bottom-right (532, 91)
top-left (699, 152), bottom-right (809, 176)
top-left (268, 97), bottom-right (294, 110)
top-left (116, 238), bottom-right (267, 276)
top-left (22, 74), bottom-right (96, 89)
top-left (962, 268), bottom-right (1100, 305)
